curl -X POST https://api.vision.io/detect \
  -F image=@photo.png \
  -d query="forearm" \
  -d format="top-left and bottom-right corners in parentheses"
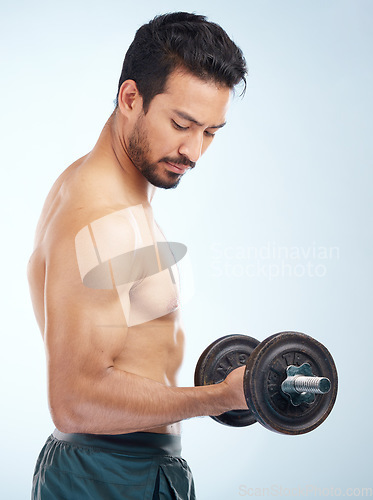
top-left (50, 367), bottom-right (230, 434)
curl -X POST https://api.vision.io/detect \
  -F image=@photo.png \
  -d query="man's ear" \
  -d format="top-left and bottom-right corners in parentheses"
top-left (117, 80), bottom-right (143, 117)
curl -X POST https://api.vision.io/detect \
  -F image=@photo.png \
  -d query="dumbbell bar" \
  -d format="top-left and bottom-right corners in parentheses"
top-left (194, 331), bottom-right (338, 435)
top-left (281, 362), bottom-right (331, 406)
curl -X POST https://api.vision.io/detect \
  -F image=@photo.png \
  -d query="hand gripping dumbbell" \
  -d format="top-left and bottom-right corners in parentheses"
top-left (194, 331), bottom-right (338, 435)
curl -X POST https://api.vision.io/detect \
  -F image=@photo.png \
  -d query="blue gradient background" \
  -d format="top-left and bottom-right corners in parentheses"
top-left (1, 0), bottom-right (372, 498)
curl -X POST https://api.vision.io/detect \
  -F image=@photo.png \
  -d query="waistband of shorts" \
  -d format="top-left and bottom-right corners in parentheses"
top-left (52, 429), bottom-right (182, 457)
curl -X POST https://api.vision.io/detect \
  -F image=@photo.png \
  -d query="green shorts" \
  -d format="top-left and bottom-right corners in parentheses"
top-left (32, 429), bottom-right (196, 499)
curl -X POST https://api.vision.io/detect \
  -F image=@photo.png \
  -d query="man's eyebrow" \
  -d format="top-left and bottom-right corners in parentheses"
top-left (173, 110), bottom-right (226, 129)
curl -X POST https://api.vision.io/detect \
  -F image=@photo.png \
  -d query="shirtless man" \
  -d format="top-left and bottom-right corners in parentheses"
top-left (27, 12), bottom-right (247, 499)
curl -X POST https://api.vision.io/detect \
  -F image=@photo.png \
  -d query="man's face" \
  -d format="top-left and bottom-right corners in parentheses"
top-left (126, 69), bottom-right (231, 189)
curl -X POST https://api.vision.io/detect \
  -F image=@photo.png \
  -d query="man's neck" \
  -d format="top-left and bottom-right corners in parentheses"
top-left (89, 111), bottom-right (156, 206)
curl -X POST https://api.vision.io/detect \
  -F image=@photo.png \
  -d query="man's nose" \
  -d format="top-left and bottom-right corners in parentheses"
top-left (178, 133), bottom-right (204, 164)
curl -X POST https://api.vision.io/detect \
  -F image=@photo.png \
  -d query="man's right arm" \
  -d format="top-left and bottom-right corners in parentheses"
top-left (44, 210), bottom-right (247, 435)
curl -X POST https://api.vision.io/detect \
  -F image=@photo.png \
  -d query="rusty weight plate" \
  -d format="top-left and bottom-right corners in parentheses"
top-left (243, 332), bottom-right (338, 435)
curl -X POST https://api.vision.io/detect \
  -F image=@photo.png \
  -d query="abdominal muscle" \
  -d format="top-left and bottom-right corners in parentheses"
top-left (112, 310), bottom-right (185, 435)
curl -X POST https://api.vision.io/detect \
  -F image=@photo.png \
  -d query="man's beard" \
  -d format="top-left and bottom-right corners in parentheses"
top-left (127, 116), bottom-right (194, 190)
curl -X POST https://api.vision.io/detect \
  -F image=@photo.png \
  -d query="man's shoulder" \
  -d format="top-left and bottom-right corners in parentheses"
top-left (37, 155), bottom-right (156, 265)
top-left (45, 160), bottom-right (137, 242)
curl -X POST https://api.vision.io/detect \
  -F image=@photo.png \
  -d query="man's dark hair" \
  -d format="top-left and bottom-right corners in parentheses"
top-left (116, 12), bottom-right (247, 112)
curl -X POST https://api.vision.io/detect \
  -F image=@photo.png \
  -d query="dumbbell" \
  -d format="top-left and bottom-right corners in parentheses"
top-left (194, 331), bottom-right (338, 435)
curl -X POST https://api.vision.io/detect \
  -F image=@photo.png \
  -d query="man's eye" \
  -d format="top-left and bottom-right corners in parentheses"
top-left (204, 131), bottom-right (215, 138)
top-left (172, 120), bottom-right (188, 131)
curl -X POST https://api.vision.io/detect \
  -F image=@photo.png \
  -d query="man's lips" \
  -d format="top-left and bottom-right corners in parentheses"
top-left (164, 161), bottom-right (189, 174)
